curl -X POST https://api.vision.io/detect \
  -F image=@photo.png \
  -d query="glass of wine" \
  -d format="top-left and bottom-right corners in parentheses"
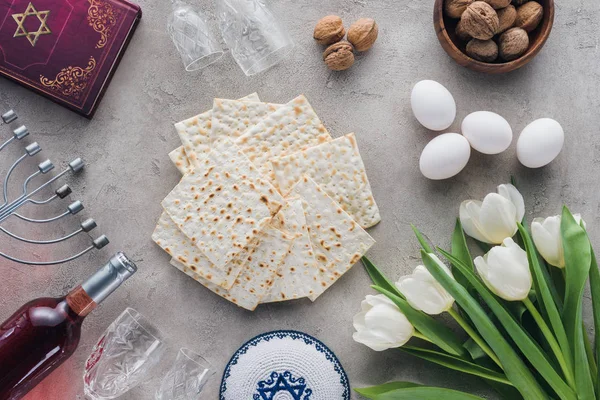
top-left (83, 308), bottom-right (166, 400)
top-left (155, 348), bottom-right (215, 400)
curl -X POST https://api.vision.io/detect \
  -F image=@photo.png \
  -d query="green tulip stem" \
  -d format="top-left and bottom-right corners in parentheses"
top-left (447, 308), bottom-right (502, 369)
top-left (582, 322), bottom-right (598, 388)
top-left (522, 297), bottom-right (575, 388)
top-left (413, 331), bottom-right (433, 343)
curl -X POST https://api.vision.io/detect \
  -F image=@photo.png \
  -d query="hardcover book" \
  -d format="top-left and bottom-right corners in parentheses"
top-left (0, 0), bottom-right (141, 118)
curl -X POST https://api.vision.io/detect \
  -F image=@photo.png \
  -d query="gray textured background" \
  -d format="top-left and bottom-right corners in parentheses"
top-left (1, 0), bottom-right (599, 398)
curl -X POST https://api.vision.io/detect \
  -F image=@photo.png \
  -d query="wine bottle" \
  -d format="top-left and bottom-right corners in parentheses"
top-left (0, 252), bottom-right (137, 400)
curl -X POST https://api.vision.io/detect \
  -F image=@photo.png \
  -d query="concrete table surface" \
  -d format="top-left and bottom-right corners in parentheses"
top-left (1, 0), bottom-right (599, 398)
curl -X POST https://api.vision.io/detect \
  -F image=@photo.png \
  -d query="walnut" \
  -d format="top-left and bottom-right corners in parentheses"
top-left (323, 41), bottom-right (355, 70)
top-left (497, 5), bottom-right (517, 33)
top-left (482, 0), bottom-right (511, 9)
top-left (456, 21), bottom-right (472, 41)
top-left (466, 39), bottom-right (498, 62)
top-left (313, 15), bottom-right (346, 46)
top-left (347, 18), bottom-right (378, 51)
top-left (461, 2), bottom-right (500, 40)
top-left (445, 0), bottom-right (474, 18)
top-left (499, 27), bottom-right (529, 60)
top-left (515, 1), bottom-right (543, 32)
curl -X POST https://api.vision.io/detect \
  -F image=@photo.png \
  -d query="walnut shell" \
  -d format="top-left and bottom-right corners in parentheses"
top-left (445, 0), bottom-right (474, 18)
top-left (323, 41), bottom-right (355, 71)
top-left (482, 0), bottom-right (511, 9)
top-left (497, 5), bottom-right (517, 33)
top-left (314, 15), bottom-right (346, 45)
top-left (461, 2), bottom-right (500, 40)
top-left (515, 1), bottom-right (543, 32)
top-left (499, 27), bottom-right (529, 60)
top-left (456, 21), bottom-right (472, 41)
top-left (466, 39), bottom-right (498, 62)
top-left (347, 18), bottom-right (378, 51)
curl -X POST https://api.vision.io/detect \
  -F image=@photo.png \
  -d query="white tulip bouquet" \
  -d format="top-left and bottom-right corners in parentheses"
top-left (354, 183), bottom-right (600, 400)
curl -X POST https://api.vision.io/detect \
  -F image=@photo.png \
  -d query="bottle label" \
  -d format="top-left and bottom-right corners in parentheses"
top-left (66, 286), bottom-right (97, 317)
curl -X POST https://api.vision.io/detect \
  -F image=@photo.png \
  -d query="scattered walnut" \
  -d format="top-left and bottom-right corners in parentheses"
top-left (313, 15), bottom-right (346, 46)
top-left (323, 41), bottom-right (355, 70)
top-left (460, 2), bottom-right (500, 40)
top-left (497, 5), bottom-right (517, 33)
top-left (515, 1), bottom-right (543, 32)
top-left (347, 18), bottom-right (378, 51)
top-left (482, 0), bottom-right (511, 9)
top-left (445, 0), bottom-right (474, 18)
top-left (499, 27), bottom-right (529, 60)
top-left (466, 39), bottom-right (498, 62)
top-left (455, 21), bottom-right (472, 41)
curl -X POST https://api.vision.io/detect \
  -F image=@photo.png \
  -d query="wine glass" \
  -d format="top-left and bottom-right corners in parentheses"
top-left (155, 348), bottom-right (215, 400)
top-left (83, 308), bottom-right (166, 399)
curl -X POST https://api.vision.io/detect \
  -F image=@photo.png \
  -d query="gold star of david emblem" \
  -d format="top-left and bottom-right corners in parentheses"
top-left (12, 2), bottom-right (51, 47)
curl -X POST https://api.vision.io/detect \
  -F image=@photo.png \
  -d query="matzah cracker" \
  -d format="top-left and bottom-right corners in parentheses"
top-left (261, 198), bottom-right (319, 303)
top-left (270, 133), bottom-right (381, 229)
top-left (152, 211), bottom-right (256, 289)
top-left (211, 99), bottom-right (282, 143)
top-left (169, 146), bottom-right (190, 174)
top-left (289, 176), bottom-right (376, 301)
top-left (161, 139), bottom-right (285, 269)
top-left (169, 225), bottom-right (294, 311)
top-left (175, 93), bottom-right (260, 167)
top-left (235, 95), bottom-right (332, 176)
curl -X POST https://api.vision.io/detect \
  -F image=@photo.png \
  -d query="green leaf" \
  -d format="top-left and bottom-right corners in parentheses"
top-left (451, 219), bottom-right (476, 296)
top-left (372, 286), bottom-right (467, 357)
top-left (401, 345), bottom-right (511, 385)
top-left (371, 386), bottom-right (488, 399)
top-left (434, 249), bottom-right (575, 400)
top-left (561, 207), bottom-right (594, 399)
top-left (588, 247), bottom-right (600, 395)
top-left (517, 223), bottom-right (573, 386)
top-left (464, 338), bottom-right (487, 360)
top-left (411, 224), bottom-right (434, 254)
top-left (355, 382), bottom-right (422, 398)
top-left (362, 256), bottom-right (403, 298)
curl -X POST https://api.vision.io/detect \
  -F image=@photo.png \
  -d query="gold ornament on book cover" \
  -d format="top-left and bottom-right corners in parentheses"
top-left (39, 57), bottom-right (97, 99)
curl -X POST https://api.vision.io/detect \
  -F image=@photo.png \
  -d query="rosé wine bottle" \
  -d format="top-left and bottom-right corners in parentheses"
top-left (0, 253), bottom-right (137, 400)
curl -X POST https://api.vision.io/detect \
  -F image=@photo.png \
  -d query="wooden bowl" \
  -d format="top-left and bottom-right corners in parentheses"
top-left (433, 0), bottom-right (554, 74)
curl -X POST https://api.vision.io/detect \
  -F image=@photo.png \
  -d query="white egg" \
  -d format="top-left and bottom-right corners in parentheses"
top-left (420, 133), bottom-right (471, 180)
top-left (411, 80), bottom-right (456, 131)
top-left (461, 111), bottom-right (512, 154)
top-left (517, 118), bottom-right (564, 168)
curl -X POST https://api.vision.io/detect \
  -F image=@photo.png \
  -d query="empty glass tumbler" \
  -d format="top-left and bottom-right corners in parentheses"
top-left (83, 308), bottom-right (166, 399)
top-left (155, 348), bottom-right (215, 400)
top-left (168, 1), bottom-right (225, 71)
top-left (215, 0), bottom-right (294, 76)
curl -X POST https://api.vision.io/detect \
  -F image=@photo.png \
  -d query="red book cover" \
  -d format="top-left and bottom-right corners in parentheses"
top-left (0, 0), bottom-right (141, 118)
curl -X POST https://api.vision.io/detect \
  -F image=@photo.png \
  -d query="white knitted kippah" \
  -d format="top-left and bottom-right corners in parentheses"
top-left (220, 330), bottom-right (350, 400)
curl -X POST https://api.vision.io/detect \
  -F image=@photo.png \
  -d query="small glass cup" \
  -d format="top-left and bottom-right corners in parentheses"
top-left (155, 348), bottom-right (215, 400)
top-left (83, 308), bottom-right (166, 399)
top-left (167, 1), bottom-right (225, 71)
top-left (215, 0), bottom-right (294, 76)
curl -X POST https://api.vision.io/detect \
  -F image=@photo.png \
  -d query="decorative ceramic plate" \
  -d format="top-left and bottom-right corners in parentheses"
top-left (220, 330), bottom-right (350, 400)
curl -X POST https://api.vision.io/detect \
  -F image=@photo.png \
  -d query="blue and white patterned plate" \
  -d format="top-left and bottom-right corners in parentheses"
top-left (220, 330), bottom-right (350, 400)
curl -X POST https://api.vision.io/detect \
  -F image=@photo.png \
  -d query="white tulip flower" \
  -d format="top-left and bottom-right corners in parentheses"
top-left (353, 294), bottom-right (414, 351)
top-left (396, 254), bottom-right (455, 315)
top-left (531, 214), bottom-right (586, 268)
top-left (474, 237), bottom-right (532, 301)
top-left (460, 184), bottom-right (525, 244)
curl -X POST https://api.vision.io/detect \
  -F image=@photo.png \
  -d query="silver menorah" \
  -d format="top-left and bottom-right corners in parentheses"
top-left (0, 109), bottom-right (109, 265)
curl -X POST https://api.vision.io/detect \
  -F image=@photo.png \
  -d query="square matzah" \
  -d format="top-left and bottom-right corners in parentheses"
top-left (235, 95), bottom-right (332, 176)
top-left (152, 211), bottom-right (255, 289)
top-left (288, 176), bottom-right (376, 301)
top-left (211, 99), bottom-right (282, 143)
top-left (170, 224), bottom-right (295, 311)
top-left (270, 133), bottom-right (381, 228)
top-left (161, 139), bottom-right (285, 269)
top-left (168, 146), bottom-right (190, 175)
top-left (174, 93), bottom-right (260, 167)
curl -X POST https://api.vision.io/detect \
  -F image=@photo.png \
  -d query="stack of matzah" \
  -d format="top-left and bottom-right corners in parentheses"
top-left (153, 93), bottom-right (380, 311)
